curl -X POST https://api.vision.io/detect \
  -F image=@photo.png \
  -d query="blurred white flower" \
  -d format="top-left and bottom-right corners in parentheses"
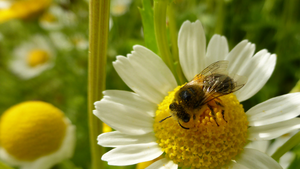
top-left (9, 35), bottom-right (55, 79)
top-left (70, 33), bottom-right (89, 50)
top-left (0, 0), bottom-right (11, 9)
top-left (110, 0), bottom-right (132, 16)
top-left (0, 101), bottom-right (76, 169)
top-left (49, 32), bottom-right (73, 51)
top-left (39, 5), bottom-right (76, 30)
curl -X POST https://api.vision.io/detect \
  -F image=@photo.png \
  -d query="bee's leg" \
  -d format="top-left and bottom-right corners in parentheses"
top-left (221, 110), bottom-right (227, 123)
top-left (215, 100), bottom-right (227, 123)
top-left (215, 101), bottom-right (223, 107)
top-left (208, 104), bottom-right (219, 126)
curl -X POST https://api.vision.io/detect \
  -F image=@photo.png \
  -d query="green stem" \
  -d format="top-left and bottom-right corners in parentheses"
top-left (139, 0), bottom-right (158, 54)
top-left (153, 0), bottom-right (179, 83)
top-left (167, 3), bottom-right (186, 84)
top-left (290, 80), bottom-right (300, 93)
top-left (88, 0), bottom-right (110, 169)
top-left (215, 0), bottom-right (225, 35)
top-left (271, 131), bottom-right (300, 161)
top-left (276, 0), bottom-right (298, 41)
top-left (262, 0), bottom-right (275, 14)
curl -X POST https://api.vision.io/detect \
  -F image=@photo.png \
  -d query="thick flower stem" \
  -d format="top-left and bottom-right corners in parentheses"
top-left (88, 0), bottom-right (110, 169)
top-left (271, 131), bottom-right (300, 161)
top-left (215, 0), bottom-right (225, 35)
top-left (167, 3), bottom-right (178, 64)
top-left (153, 0), bottom-right (179, 83)
top-left (167, 3), bottom-right (186, 84)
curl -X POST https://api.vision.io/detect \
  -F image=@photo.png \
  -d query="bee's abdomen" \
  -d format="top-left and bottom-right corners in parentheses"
top-left (203, 74), bottom-right (235, 94)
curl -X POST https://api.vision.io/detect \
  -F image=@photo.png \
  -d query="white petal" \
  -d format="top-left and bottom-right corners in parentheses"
top-left (248, 118), bottom-right (300, 140)
top-left (94, 90), bottom-right (155, 135)
top-left (235, 148), bottom-right (282, 169)
top-left (247, 93), bottom-right (300, 126)
top-left (226, 161), bottom-right (249, 169)
top-left (225, 40), bottom-right (255, 75)
top-left (234, 50), bottom-right (276, 102)
top-left (113, 45), bottom-right (177, 104)
top-left (178, 20), bottom-right (206, 81)
top-left (103, 90), bottom-right (157, 117)
top-left (245, 140), bottom-right (269, 153)
top-left (205, 35), bottom-right (229, 66)
top-left (146, 158), bottom-right (178, 169)
top-left (279, 152), bottom-right (295, 169)
top-left (102, 142), bottom-right (163, 166)
top-left (266, 131), bottom-right (297, 155)
top-left (97, 131), bottom-right (155, 147)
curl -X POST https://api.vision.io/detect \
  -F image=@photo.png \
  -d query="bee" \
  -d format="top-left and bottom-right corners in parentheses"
top-left (160, 60), bottom-right (247, 129)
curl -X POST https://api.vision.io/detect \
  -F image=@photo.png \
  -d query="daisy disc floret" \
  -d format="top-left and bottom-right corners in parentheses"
top-left (95, 20), bottom-right (300, 169)
top-left (154, 86), bottom-right (248, 168)
top-left (0, 101), bottom-right (76, 169)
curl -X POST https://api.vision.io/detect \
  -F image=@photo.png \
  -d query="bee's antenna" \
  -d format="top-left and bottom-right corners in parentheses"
top-left (159, 115), bottom-right (172, 123)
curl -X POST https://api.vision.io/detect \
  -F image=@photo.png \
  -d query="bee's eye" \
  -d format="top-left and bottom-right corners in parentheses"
top-left (180, 112), bottom-right (190, 123)
top-left (182, 115), bottom-right (190, 123)
top-left (179, 90), bottom-right (191, 101)
top-left (169, 102), bottom-right (177, 111)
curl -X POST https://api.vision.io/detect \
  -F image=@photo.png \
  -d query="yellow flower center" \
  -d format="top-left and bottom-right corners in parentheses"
top-left (0, 0), bottom-right (52, 23)
top-left (0, 101), bottom-right (67, 161)
top-left (40, 12), bottom-right (57, 23)
top-left (27, 49), bottom-right (49, 67)
top-left (154, 85), bottom-right (248, 169)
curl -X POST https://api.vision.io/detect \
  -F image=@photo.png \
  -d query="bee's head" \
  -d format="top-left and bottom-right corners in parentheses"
top-left (176, 85), bottom-right (205, 109)
top-left (178, 87), bottom-right (194, 103)
top-left (169, 102), bottom-right (191, 123)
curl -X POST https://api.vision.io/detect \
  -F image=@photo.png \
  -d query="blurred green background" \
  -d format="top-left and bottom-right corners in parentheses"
top-left (0, 0), bottom-right (300, 168)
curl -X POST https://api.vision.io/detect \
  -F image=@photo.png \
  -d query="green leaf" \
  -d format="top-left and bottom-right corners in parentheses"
top-left (139, 0), bottom-right (158, 54)
top-left (53, 160), bottom-right (83, 169)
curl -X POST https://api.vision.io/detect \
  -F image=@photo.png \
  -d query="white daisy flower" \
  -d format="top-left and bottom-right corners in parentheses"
top-left (246, 131), bottom-right (297, 169)
top-left (0, 101), bottom-right (76, 169)
top-left (110, 0), bottom-right (132, 17)
top-left (49, 32), bottom-right (73, 51)
top-left (94, 20), bottom-right (300, 169)
top-left (9, 35), bottom-right (55, 79)
top-left (39, 5), bottom-right (77, 31)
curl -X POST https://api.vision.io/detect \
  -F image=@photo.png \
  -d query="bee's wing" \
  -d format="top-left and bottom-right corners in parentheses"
top-left (199, 60), bottom-right (229, 76)
top-left (190, 60), bottom-right (229, 85)
top-left (200, 72), bottom-right (248, 104)
top-left (229, 73), bottom-right (248, 92)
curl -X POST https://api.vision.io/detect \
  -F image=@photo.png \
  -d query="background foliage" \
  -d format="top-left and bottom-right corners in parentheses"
top-left (0, 0), bottom-right (299, 168)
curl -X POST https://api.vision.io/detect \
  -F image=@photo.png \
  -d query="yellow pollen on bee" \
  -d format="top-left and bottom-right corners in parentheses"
top-left (26, 49), bottom-right (50, 67)
top-left (153, 85), bottom-right (248, 169)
